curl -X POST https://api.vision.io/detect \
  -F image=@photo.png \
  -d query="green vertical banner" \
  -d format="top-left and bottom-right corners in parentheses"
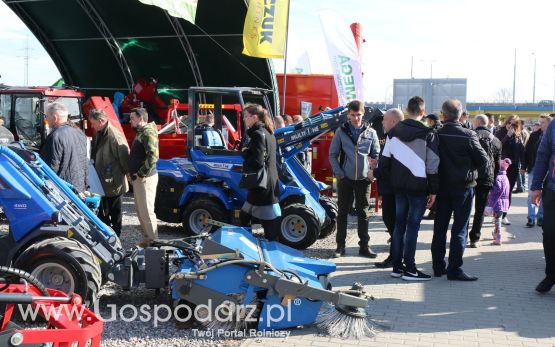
top-left (138, 0), bottom-right (198, 24)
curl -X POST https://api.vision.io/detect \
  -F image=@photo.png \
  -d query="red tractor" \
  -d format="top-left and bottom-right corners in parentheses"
top-left (0, 86), bottom-right (86, 150)
top-left (0, 81), bottom-right (243, 159)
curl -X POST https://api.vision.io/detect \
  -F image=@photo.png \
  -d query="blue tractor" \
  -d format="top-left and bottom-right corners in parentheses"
top-left (0, 144), bottom-right (370, 333)
top-left (155, 87), bottom-right (344, 249)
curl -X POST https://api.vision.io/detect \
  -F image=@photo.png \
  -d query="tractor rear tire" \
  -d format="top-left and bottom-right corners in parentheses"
top-left (318, 196), bottom-right (338, 239)
top-left (14, 237), bottom-right (101, 306)
top-left (279, 203), bottom-right (319, 249)
top-left (182, 198), bottom-right (229, 236)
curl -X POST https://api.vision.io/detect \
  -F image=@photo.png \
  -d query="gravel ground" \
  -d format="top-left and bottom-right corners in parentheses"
top-left (101, 195), bottom-right (373, 347)
top-left (95, 195), bottom-right (239, 347)
top-left (0, 195), bottom-right (373, 347)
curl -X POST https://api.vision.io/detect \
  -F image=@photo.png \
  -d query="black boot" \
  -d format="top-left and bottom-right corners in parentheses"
top-left (526, 218), bottom-right (535, 228)
top-left (334, 246), bottom-right (346, 258)
top-left (359, 246), bottom-right (378, 258)
top-left (374, 255), bottom-right (392, 268)
top-left (536, 277), bottom-right (555, 293)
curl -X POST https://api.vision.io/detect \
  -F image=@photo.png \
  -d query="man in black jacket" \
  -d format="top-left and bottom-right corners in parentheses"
top-left (469, 114), bottom-right (501, 247)
top-left (372, 108), bottom-right (404, 268)
top-left (522, 114), bottom-right (551, 227)
top-left (381, 96), bottom-right (439, 281)
top-left (41, 102), bottom-right (88, 192)
top-left (432, 100), bottom-right (488, 281)
top-left (423, 113), bottom-right (442, 220)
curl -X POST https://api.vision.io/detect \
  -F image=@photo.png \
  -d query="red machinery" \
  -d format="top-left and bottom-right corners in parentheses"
top-left (113, 79), bottom-right (243, 158)
top-left (276, 74), bottom-right (339, 117)
top-left (311, 133), bottom-right (334, 197)
top-left (0, 86), bottom-right (86, 150)
top-left (83, 96), bottom-right (126, 137)
top-left (119, 78), bottom-right (168, 124)
top-left (276, 74), bottom-right (340, 197)
top-left (0, 267), bottom-right (103, 347)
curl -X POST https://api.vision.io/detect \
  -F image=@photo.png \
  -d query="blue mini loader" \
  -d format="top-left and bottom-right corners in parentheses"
top-left (155, 87), bottom-right (344, 249)
top-left (0, 144), bottom-right (371, 336)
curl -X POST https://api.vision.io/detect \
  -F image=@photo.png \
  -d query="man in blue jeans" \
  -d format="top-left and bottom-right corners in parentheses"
top-left (432, 100), bottom-right (488, 281)
top-left (381, 96), bottom-right (439, 281)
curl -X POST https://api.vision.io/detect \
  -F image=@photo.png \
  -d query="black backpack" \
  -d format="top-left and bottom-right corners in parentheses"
top-left (476, 131), bottom-right (499, 185)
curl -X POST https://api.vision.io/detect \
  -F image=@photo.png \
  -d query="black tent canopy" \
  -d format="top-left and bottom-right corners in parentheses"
top-left (4, 0), bottom-right (278, 110)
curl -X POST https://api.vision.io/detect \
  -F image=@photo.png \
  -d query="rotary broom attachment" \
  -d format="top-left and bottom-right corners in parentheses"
top-left (316, 283), bottom-right (377, 339)
top-left (170, 227), bottom-right (377, 337)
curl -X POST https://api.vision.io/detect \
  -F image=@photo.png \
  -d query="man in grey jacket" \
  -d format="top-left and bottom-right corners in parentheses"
top-left (41, 102), bottom-right (88, 192)
top-left (329, 100), bottom-right (380, 258)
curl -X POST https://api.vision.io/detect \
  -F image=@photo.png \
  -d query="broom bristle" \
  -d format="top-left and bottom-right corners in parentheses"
top-left (316, 305), bottom-right (376, 339)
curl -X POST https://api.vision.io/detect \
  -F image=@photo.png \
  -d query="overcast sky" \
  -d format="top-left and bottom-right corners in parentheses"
top-left (1, 0), bottom-right (554, 103)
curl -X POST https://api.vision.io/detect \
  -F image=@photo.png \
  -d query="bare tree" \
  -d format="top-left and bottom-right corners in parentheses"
top-left (495, 88), bottom-right (513, 103)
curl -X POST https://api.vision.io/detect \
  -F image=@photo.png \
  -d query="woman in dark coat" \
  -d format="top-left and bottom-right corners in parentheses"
top-left (239, 103), bottom-right (281, 241)
top-left (495, 114), bottom-right (525, 224)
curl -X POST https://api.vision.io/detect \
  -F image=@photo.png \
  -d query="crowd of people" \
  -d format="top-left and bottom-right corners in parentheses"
top-left (41, 102), bottom-right (159, 248)
top-left (39, 97), bottom-right (555, 294)
top-left (329, 98), bottom-right (555, 292)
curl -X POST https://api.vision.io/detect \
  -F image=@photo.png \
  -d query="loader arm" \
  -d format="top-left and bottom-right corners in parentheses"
top-left (274, 106), bottom-right (347, 161)
top-left (0, 145), bottom-right (125, 272)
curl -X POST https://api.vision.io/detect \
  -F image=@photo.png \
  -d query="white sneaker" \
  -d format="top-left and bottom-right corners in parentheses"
top-left (502, 217), bottom-right (511, 225)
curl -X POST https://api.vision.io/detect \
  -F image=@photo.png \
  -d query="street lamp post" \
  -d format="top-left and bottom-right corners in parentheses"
top-left (552, 65), bottom-right (555, 113)
top-left (420, 59), bottom-right (436, 79)
top-left (513, 48), bottom-right (516, 107)
top-left (384, 84), bottom-right (394, 109)
top-left (532, 53), bottom-right (537, 104)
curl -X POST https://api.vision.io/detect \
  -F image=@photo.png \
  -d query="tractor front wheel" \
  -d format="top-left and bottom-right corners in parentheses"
top-left (279, 204), bottom-right (320, 249)
top-left (182, 198), bottom-right (229, 236)
top-left (14, 237), bottom-right (102, 305)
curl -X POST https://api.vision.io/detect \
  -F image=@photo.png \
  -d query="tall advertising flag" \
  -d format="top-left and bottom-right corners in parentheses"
top-left (242, 0), bottom-right (290, 58)
top-left (138, 0), bottom-right (198, 24)
top-left (319, 11), bottom-right (364, 104)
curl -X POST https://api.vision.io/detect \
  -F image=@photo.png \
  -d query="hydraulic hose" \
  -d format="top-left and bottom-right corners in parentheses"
top-left (0, 145), bottom-right (45, 187)
top-left (169, 258), bottom-right (285, 282)
top-left (0, 266), bottom-right (49, 296)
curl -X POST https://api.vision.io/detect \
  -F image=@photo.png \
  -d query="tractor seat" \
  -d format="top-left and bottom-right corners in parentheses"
top-left (194, 124), bottom-right (225, 148)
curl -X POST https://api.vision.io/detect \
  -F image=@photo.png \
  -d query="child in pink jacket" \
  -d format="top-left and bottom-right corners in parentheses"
top-left (486, 158), bottom-right (512, 245)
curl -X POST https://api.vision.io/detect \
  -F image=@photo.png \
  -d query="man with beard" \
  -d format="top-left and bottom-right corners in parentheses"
top-left (89, 109), bottom-right (130, 236)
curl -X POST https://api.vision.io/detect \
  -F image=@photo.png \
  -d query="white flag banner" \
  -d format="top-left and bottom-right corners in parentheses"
top-left (318, 11), bottom-right (364, 105)
top-left (138, 0), bottom-right (198, 24)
